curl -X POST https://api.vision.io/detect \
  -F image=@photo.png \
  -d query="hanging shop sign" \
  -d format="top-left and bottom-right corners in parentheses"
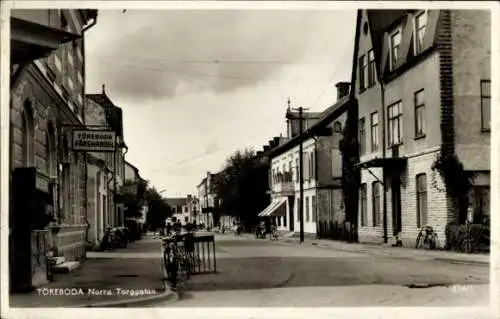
top-left (72, 129), bottom-right (116, 152)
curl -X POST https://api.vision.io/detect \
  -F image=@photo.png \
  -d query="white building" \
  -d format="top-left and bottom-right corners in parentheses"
top-left (260, 83), bottom-right (352, 236)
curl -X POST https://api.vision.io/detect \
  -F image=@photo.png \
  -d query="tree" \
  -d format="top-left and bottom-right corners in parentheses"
top-left (144, 187), bottom-right (172, 230)
top-left (120, 178), bottom-right (149, 219)
top-left (213, 148), bottom-right (270, 229)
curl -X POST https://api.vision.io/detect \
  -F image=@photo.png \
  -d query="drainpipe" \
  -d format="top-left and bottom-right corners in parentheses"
top-left (380, 82), bottom-right (388, 244)
top-left (107, 158), bottom-right (115, 228)
top-left (121, 145), bottom-right (129, 226)
top-left (81, 13), bottom-right (97, 244)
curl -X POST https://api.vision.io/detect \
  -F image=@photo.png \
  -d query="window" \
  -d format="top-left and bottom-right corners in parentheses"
top-left (283, 206), bottom-right (287, 227)
top-left (360, 184), bottom-right (367, 226)
top-left (60, 10), bottom-right (68, 29)
top-left (481, 80), bottom-right (491, 132)
top-left (311, 195), bottom-right (316, 222)
top-left (414, 11), bottom-right (427, 55)
top-left (358, 117), bottom-right (366, 155)
top-left (367, 50), bottom-right (376, 87)
top-left (310, 152), bottom-right (316, 180)
top-left (305, 197), bottom-right (310, 222)
top-left (416, 174), bottom-right (428, 228)
top-left (370, 112), bottom-right (379, 151)
top-left (387, 101), bottom-right (403, 146)
top-left (390, 29), bottom-right (402, 70)
top-left (295, 158), bottom-right (299, 181)
top-left (21, 100), bottom-right (35, 166)
top-left (372, 182), bottom-right (381, 226)
top-left (414, 89), bottom-right (425, 138)
top-left (46, 123), bottom-right (57, 177)
top-left (54, 54), bottom-right (62, 72)
top-left (288, 161), bottom-right (292, 182)
top-left (184, 216), bottom-right (189, 223)
top-left (359, 54), bottom-right (366, 91)
top-left (333, 121), bottom-right (342, 133)
top-left (472, 186), bottom-right (490, 225)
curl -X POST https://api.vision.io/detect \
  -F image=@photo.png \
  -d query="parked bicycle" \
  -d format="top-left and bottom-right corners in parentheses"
top-left (162, 231), bottom-right (197, 290)
top-left (415, 225), bottom-right (439, 250)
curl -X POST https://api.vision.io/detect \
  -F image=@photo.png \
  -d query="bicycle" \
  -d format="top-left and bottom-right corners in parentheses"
top-left (415, 225), bottom-right (439, 250)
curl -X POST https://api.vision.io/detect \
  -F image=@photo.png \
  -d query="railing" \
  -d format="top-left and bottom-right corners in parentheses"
top-left (192, 233), bottom-right (217, 274)
top-left (274, 181), bottom-right (294, 194)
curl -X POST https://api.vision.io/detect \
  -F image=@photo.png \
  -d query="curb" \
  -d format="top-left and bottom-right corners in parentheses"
top-left (280, 238), bottom-right (489, 267)
top-left (73, 282), bottom-right (178, 308)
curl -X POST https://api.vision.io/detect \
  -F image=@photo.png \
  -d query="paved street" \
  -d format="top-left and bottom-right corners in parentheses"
top-left (156, 234), bottom-right (489, 307)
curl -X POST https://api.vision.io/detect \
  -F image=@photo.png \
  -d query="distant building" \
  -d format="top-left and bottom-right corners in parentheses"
top-left (87, 85), bottom-right (128, 229)
top-left (263, 83), bottom-right (352, 237)
top-left (165, 196), bottom-right (196, 225)
top-left (196, 172), bottom-right (218, 228)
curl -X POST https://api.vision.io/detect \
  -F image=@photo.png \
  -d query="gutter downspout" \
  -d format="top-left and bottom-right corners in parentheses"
top-left (81, 14), bottom-right (98, 245)
top-left (380, 81), bottom-right (388, 244)
top-left (311, 136), bottom-right (319, 237)
top-left (121, 145), bottom-right (129, 226)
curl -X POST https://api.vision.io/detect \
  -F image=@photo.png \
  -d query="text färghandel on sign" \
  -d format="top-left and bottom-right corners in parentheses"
top-left (72, 129), bottom-right (116, 152)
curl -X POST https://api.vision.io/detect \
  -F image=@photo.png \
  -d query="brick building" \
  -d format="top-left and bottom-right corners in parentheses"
top-left (353, 10), bottom-right (491, 247)
top-left (9, 9), bottom-right (98, 290)
top-left (263, 84), bottom-right (352, 236)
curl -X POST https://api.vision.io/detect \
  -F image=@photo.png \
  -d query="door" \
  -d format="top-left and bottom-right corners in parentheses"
top-left (288, 196), bottom-right (294, 231)
top-left (391, 176), bottom-right (402, 236)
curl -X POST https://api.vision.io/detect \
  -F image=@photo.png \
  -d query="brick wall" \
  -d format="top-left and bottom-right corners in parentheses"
top-left (358, 148), bottom-right (452, 247)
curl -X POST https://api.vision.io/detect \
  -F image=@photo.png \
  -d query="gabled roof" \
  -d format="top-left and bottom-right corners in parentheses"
top-left (165, 197), bottom-right (188, 207)
top-left (267, 95), bottom-right (353, 158)
top-left (86, 93), bottom-right (124, 138)
top-left (364, 9), bottom-right (442, 82)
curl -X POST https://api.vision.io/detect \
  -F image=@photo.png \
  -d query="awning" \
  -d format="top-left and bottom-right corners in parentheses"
top-left (258, 198), bottom-right (287, 217)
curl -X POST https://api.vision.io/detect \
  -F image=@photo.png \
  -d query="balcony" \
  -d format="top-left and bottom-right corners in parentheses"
top-left (273, 171), bottom-right (294, 195)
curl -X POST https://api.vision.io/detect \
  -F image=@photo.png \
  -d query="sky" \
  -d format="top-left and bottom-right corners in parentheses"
top-left (85, 9), bottom-right (357, 197)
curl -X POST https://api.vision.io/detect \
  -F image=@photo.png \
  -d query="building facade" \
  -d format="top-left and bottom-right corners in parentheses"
top-left (87, 86), bottom-right (128, 229)
top-left (196, 172), bottom-right (217, 228)
top-left (83, 95), bottom-right (112, 248)
top-left (263, 84), bottom-right (351, 236)
top-left (354, 9), bottom-right (491, 247)
top-left (9, 9), bottom-right (98, 290)
top-left (166, 197), bottom-right (195, 225)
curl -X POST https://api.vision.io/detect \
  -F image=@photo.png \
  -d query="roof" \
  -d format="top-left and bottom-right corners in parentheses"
top-left (267, 95), bottom-right (353, 158)
top-left (164, 197), bottom-right (188, 207)
top-left (125, 161), bottom-right (139, 173)
top-left (86, 93), bottom-right (124, 138)
top-left (365, 9), bottom-right (441, 81)
top-left (286, 110), bottom-right (323, 120)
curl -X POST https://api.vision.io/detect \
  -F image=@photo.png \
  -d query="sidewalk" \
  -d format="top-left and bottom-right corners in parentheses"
top-left (9, 238), bottom-right (176, 308)
top-left (279, 236), bottom-right (490, 266)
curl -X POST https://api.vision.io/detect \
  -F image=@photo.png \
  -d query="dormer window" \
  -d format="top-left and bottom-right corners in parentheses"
top-left (390, 28), bottom-right (402, 70)
top-left (414, 11), bottom-right (428, 55)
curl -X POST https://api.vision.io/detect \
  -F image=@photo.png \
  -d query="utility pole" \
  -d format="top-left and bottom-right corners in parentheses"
top-left (293, 106), bottom-right (309, 244)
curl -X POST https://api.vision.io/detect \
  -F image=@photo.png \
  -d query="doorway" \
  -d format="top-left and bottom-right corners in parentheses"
top-left (288, 196), bottom-right (294, 232)
top-left (391, 176), bottom-right (402, 236)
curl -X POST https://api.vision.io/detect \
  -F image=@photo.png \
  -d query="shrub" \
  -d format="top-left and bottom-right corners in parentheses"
top-left (445, 223), bottom-right (490, 253)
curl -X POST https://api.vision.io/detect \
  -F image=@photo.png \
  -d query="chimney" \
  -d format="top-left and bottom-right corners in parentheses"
top-left (273, 137), bottom-right (280, 145)
top-left (263, 145), bottom-right (270, 152)
top-left (102, 84), bottom-right (106, 95)
top-left (335, 82), bottom-right (350, 100)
